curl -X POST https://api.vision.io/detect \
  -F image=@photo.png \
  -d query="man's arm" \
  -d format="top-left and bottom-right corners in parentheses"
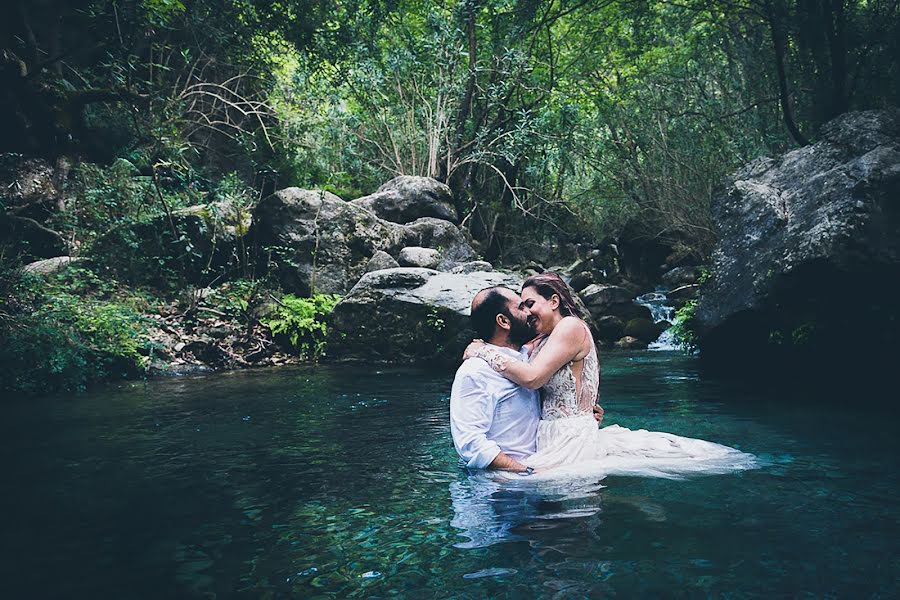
top-left (466, 317), bottom-right (587, 389)
top-left (488, 452), bottom-right (528, 472)
top-left (450, 368), bottom-right (528, 472)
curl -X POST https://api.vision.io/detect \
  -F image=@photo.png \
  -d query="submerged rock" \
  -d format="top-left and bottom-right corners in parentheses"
top-left (694, 109), bottom-right (900, 378)
top-left (328, 268), bottom-right (520, 364)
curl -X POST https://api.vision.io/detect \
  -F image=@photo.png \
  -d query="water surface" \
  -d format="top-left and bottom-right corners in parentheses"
top-left (3, 352), bottom-right (898, 597)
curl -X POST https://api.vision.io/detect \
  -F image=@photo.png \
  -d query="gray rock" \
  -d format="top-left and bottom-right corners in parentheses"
top-left (694, 109), bottom-right (900, 373)
top-left (579, 283), bottom-right (648, 325)
top-left (624, 318), bottom-right (661, 343)
top-left (253, 188), bottom-right (407, 295)
top-left (451, 261), bottom-right (493, 274)
top-left (595, 315), bottom-right (625, 343)
top-left (351, 175), bottom-right (458, 224)
top-left (568, 271), bottom-right (594, 293)
top-left (328, 268), bottom-right (520, 364)
top-left (21, 256), bottom-right (81, 276)
top-left (253, 188), bottom-right (476, 294)
top-left (403, 217), bottom-right (477, 269)
top-left (580, 284), bottom-right (634, 311)
top-left (661, 266), bottom-right (703, 287)
top-left (0, 154), bottom-right (69, 220)
top-left (177, 200), bottom-right (252, 242)
top-left (365, 250), bottom-right (400, 272)
top-left (398, 246), bottom-right (442, 269)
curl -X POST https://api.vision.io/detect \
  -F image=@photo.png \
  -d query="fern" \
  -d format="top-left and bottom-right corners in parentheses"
top-left (263, 293), bottom-right (341, 360)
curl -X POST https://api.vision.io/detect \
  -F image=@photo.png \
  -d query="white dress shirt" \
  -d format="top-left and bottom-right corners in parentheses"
top-left (450, 345), bottom-right (540, 469)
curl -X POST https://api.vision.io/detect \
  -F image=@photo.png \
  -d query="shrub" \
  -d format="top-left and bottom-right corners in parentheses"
top-left (262, 293), bottom-right (340, 360)
top-left (0, 291), bottom-right (152, 394)
top-left (670, 300), bottom-right (699, 353)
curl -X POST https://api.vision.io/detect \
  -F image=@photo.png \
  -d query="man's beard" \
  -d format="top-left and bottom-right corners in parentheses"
top-left (507, 313), bottom-right (537, 346)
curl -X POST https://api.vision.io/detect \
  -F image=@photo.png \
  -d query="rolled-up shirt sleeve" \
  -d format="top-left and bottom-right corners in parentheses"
top-left (450, 368), bottom-right (502, 469)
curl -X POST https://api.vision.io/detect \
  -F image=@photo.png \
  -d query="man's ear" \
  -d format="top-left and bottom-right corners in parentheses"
top-left (495, 313), bottom-right (511, 331)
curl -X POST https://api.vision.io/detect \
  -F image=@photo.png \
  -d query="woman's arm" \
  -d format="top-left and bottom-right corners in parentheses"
top-left (466, 317), bottom-right (588, 389)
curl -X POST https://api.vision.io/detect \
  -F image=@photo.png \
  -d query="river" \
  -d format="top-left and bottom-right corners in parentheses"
top-left (3, 351), bottom-right (898, 597)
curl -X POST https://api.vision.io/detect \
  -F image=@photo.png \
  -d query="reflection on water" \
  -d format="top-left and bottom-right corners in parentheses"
top-left (449, 472), bottom-right (605, 549)
top-left (3, 354), bottom-right (899, 597)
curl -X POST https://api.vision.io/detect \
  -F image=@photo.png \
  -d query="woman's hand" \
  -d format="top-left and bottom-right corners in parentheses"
top-left (463, 339), bottom-right (485, 360)
top-left (593, 404), bottom-right (604, 425)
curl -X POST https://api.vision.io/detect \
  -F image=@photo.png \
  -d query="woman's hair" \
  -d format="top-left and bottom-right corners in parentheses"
top-left (522, 272), bottom-right (585, 318)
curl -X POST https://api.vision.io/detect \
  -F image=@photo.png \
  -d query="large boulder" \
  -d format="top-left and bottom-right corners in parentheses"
top-left (253, 188), bottom-right (408, 295)
top-left (252, 188), bottom-right (476, 295)
top-left (694, 109), bottom-right (900, 378)
top-left (351, 176), bottom-right (458, 224)
top-left (580, 284), bottom-right (633, 312)
top-left (328, 268), bottom-right (520, 364)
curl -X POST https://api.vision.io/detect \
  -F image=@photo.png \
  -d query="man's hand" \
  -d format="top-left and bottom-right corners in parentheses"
top-left (488, 452), bottom-right (529, 472)
top-left (593, 404), bottom-right (604, 425)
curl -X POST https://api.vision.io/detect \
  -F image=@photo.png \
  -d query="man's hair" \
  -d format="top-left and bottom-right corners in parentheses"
top-left (470, 286), bottom-right (513, 340)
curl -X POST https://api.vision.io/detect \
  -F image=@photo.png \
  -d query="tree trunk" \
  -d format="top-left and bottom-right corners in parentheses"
top-left (825, 0), bottom-right (849, 117)
top-left (765, 0), bottom-right (810, 146)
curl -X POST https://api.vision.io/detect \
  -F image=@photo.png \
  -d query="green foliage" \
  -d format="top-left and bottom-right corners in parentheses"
top-left (0, 271), bottom-right (153, 395)
top-left (791, 323), bottom-right (816, 346)
top-left (200, 280), bottom-right (262, 320)
top-left (426, 308), bottom-right (446, 332)
top-left (63, 161), bottom-right (153, 240)
top-left (670, 300), bottom-right (699, 353)
top-left (262, 294), bottom-right (341, 360)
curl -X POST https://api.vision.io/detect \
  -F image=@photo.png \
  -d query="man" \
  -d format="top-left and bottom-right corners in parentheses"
top-left (450, 286), bottom-right (540, 474)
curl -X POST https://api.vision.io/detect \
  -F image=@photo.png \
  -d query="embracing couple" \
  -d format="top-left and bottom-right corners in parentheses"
top-left (450, 272), bottom-right (756, 479)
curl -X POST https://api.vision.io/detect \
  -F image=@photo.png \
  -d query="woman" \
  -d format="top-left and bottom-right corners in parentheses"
top-left (465, 272), bottom-right (756, 477)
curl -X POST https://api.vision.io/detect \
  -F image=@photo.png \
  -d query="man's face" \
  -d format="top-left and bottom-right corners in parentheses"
top-left (502, 290), bottom-right (536, 346)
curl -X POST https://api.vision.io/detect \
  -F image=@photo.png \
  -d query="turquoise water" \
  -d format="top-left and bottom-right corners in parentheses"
top-left (3, 352), bottom-right (898, 597)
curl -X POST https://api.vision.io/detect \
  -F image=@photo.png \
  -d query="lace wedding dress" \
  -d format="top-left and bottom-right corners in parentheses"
top-left (523, 328), bottom-right (757, 478)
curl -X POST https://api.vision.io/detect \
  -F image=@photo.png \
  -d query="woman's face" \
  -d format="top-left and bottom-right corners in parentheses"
top-left (520, 286), bottom-right (559, 335)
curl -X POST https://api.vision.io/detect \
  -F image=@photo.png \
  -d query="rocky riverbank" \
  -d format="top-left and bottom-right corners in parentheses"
top-left (2, 165), bottom-right (699, 393)
top-left (13, 110), bottom-right (895, 392)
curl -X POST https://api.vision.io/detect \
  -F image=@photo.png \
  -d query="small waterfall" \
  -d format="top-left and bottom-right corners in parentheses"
top-left (635, 290), bottom-right (679, 351)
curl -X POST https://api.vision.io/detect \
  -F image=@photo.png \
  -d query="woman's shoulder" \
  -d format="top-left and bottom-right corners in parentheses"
top-left (550, 316), bottom-right (589, 339)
